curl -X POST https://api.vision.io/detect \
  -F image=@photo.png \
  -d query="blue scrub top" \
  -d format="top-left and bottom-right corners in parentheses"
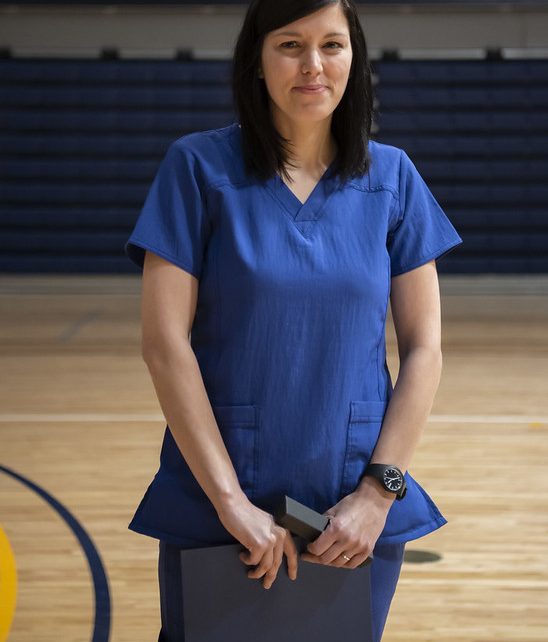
top-left (125, 121), bottom-right (463, 548)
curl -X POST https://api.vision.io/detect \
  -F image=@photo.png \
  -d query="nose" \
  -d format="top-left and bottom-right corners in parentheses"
top-left (301, 47), bottom-right (323, 76)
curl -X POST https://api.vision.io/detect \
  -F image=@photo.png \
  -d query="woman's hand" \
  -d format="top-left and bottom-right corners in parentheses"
top-left (300, 479), bottom-right (395, 569)
top-left (217, 494), bottom-right (299, 589)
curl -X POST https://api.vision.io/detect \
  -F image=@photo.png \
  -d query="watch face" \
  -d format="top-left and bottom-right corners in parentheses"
top-left (383, 467), bottom-right (403, 492)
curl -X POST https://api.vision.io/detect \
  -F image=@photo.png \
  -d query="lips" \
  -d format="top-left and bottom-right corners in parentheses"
top-left (294, 84), bottom-right (327, 93)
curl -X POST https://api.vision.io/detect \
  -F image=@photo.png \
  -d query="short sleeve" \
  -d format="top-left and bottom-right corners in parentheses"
top-left (124, 140), bottom-right (211, 279)
top-left (387, 149), bottom-right (463, 276)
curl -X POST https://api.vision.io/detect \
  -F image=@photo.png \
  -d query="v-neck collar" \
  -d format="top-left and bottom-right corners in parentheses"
top-left (276, 160), bottom-right (335, 212)
top-left (265, 158), bottom-right (340, 224)
top-left (230, 122), bottom-right (341, 233)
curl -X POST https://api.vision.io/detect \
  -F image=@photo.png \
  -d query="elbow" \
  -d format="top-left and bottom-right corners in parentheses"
top-left (435, 346), bottom-right (443, 377)
top-left (427, 345), bottom-right (444, 386)
top-left (141, 340), bottom-right (156, 366)
top-left (141, 334), bottom-right (191, 370)
top-left (429, 343), bottom-right (443, 366)
top-left (400, 343), bottom-right (443, 374)
top-left (140, 334), bottom-right (158, 365)
top-left (141, 341), bottom-right (159, 370)
top-left (425, 345), bottom-right (443, 373)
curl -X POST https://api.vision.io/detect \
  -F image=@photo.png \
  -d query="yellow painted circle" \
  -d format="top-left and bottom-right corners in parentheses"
top-left (0, 524), bottom-right (17, 642)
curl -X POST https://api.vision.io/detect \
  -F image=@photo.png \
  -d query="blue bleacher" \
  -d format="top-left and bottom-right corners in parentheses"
top-left (1, 57), bottom-right (547, 273)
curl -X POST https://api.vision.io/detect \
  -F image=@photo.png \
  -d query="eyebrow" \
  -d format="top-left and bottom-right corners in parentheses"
top-left (274, 31), bottom-right (349, 38)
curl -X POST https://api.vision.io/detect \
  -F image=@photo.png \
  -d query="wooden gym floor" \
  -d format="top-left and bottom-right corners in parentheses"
top-left (0, 273), bottom-right (547, 642)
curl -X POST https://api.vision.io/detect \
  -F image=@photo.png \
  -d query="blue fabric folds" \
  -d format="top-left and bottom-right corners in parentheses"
top-left (125, 122), bottom-right (463, 548)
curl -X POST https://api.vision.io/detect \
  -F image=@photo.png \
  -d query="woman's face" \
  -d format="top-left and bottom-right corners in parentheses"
top-left (260, 3), bottom-right (353, 130)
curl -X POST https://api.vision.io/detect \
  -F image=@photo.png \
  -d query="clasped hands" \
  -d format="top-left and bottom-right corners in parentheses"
top-left (218, 479), bottom-right (394, 590)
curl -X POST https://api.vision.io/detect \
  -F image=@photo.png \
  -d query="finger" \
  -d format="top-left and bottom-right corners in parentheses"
top-left (334, 551), bottom-right (356, 568)
top-left (346, 551), bottom-right (371, 569)
top-left (301, 546), bottom-right (357, 567)
top-left (246, 546), bottom-right (274, 581)
top-left (300, 552), bottom-right (320, 564)
top-left (284, 532), bottom-right (299, 580)
top-left (318, 543), bottom-right (353, 566)
top-left (238, 547), bottom-right (262, 568)
top-left (263, 537), bottom-right (284, 589)
top-left (303, 529), bottom-right (353, 565)
top-left (306, 517), bottom-right (338, 556)
top-left (327, 541), bottom-right (373, 569)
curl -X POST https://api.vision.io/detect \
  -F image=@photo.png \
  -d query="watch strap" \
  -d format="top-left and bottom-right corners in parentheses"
top-left (364, 463), bottom-right (407, 500)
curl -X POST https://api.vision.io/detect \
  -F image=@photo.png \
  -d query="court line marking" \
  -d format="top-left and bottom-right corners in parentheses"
top-left (0, 465), bottom-right (111, 642)
top-left (0, 413), bottom-right (546, 424)
top-left (431, 414), bottom-right (547, 424)
top-left (58, 310), bottom-right (101, 343)
top-left (0, 414), bottom-right (165, 422)
top-left (0, 525), bottom-right (17, 642)
top-left (399, 577), bottom-right (548, 588)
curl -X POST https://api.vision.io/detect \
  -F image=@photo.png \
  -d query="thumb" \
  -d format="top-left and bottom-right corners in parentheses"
top-left (307, 512), bottom-right (336, 553)
top-left (238, 546), bottom-right (256, 565)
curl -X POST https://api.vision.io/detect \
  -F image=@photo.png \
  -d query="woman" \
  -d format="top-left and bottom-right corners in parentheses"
top-left (124, 0), bottom-right (463, 640)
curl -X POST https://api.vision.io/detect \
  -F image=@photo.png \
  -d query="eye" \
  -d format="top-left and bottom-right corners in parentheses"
top-left (278, 40), bottom-right (344, 50)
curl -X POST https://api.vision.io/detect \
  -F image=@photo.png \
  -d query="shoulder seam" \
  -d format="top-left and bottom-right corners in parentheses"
top-left (207, 178), bottom-right (254, 191)
top-left (172, 127), bottom-right (250, 196)
top-left (347, 182), bottom-right (398, 198)
top-left (171, 141), bottom-right (216, 231)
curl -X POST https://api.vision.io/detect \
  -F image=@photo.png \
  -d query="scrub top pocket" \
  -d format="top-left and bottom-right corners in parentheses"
top-left (213, 404), bottom-right (259, 502)
top-left (339, 400), bottom-right (388, 498)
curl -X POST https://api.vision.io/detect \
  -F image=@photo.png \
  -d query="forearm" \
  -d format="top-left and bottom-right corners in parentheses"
top-left (355, 345), bottom-right (442, 500)
top-left (143, 342), bottom-right (247, 515)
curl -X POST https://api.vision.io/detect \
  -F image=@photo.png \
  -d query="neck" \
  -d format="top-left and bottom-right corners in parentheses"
top-left (271, 109), bottom-right (336, 173)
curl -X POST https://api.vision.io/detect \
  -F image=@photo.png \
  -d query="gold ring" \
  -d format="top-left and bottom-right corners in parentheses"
top-left (342, 553), bottom-right (352, 562)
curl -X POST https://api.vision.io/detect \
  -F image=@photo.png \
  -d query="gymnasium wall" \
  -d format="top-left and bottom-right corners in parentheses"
top-left (1, 2), bottom-right (547, 273)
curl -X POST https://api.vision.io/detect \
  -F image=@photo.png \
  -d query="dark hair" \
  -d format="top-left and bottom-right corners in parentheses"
top-left (232, 0), bottom-right (374, 184)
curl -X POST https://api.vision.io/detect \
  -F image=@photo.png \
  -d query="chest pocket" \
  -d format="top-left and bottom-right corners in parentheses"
top-left (339, 400), bottom-right (388, 498)
top-left (213, 404), bottom-right (259, 502)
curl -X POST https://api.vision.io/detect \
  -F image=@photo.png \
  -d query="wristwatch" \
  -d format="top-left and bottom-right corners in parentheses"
top-left (363, 463), bottom-right (407, 500)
